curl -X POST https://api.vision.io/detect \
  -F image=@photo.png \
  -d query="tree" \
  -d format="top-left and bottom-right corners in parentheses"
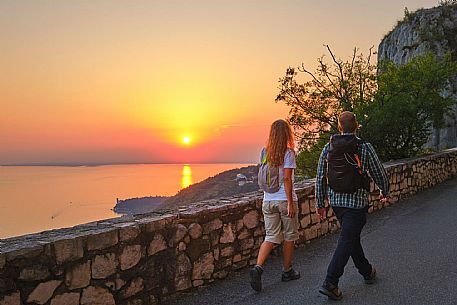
top-left (439, 0), bottom-right (457, 6)
top-left (358, 53), bottom-right (457, 160)
top-left (276, 45), bottom-right (377, 176)
top-left (277, 47), bottom-right (457, 176)
top-left (276, 45), bottom-right (377, 151)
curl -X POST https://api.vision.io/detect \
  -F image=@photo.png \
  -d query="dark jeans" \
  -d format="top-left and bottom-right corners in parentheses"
top-left (326, 207), bottom-right (372, 286)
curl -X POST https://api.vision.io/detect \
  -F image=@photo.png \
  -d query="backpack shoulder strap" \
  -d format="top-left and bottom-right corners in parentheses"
top-left (324, 141), bottom-right (331, 161)
top-left (355, 138), bottom-right (365, 154)
top-left (354, 138), bottom-right (366, 171)
top-left (260, 148), bottom-right (267, 164)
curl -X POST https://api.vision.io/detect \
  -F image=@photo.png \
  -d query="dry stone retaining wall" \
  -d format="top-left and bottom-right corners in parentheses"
top-left (1, 148), bottom-right (457, 305)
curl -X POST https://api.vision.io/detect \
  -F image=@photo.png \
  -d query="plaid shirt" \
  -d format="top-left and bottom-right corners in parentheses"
top-left (315, 135), bottom-right (390, 209)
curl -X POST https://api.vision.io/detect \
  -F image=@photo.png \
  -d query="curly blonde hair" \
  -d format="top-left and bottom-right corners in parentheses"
top-left (266, 119), bottom-right (295, 167)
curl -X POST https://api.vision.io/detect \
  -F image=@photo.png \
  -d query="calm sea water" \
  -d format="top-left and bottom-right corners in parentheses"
top-left (0, 163), bottom-right (251, 239)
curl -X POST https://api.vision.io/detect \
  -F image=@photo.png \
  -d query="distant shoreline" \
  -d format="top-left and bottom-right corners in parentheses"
top-left (114, 164), bottom-right (260, 215)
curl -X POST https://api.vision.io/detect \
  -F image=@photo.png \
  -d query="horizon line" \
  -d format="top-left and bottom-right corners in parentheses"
top-left (0, 161), bottom-right (257, 167)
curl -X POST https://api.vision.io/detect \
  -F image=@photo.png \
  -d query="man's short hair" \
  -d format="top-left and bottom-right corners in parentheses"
top-left (338, 111), bottom-right (357, 133)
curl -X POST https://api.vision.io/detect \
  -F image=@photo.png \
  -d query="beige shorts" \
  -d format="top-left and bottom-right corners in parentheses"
top-left (262, 200), bottom-right (299, 244)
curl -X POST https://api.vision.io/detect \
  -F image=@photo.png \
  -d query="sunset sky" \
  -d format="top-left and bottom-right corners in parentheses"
top-left (0, 0), bottom-right (438, 165)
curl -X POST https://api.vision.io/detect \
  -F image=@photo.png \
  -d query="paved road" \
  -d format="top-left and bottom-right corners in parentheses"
top-left (166, 178), bottom-right (457, 305)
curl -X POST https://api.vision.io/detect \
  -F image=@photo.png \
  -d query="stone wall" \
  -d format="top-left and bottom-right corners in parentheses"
top-left (1, 148), bottom-right (457, 305)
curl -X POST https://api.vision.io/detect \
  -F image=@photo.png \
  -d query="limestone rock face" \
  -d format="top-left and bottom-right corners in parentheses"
top-left (378, 5), bottom-right (457, 149)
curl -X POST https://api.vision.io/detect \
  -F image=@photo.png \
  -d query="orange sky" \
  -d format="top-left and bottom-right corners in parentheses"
top-left (0, 0), bottom-right (438, 164)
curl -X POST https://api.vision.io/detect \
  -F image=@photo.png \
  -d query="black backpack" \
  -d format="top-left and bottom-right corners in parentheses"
top-left (326, 134), bottom-right (371, 193)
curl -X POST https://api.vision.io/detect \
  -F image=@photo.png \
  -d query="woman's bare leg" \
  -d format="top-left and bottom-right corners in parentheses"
top-left (282, 240), bottom-right (295, 270)
top-left (256, 241), bottom-right (275, 266)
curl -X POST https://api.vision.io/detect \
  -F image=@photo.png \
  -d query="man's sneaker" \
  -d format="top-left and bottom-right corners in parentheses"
top-left (364, 267), bottom-right (377, 284)
top-left (281, 268), bottom-right (301, 282)
top-left (319, 281), bottom-right (343, 301)
top-left (250, 265), bottom-right (263, 292)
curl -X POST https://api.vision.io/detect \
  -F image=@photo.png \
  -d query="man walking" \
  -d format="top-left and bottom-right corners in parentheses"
top-left (315, 111), bottom-right (390, 300)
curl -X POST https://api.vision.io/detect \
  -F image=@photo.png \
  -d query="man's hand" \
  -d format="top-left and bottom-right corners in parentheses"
top-left (317, 207), bottom-right (327, 220)
top-left (287, 203), bottom-right (296, 218)
top-left (379, 195), bottom-right (389, 203)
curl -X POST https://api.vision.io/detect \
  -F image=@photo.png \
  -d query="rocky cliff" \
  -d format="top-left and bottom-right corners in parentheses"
top-left (378, 4), bottom-right (457, 149)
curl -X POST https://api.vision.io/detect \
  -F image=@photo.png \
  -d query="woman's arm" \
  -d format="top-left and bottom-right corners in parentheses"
top-left (284, 168), bottom-right (295, 218)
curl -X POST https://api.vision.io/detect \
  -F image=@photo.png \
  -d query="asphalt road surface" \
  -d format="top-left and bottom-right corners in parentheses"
top-left (166, 178), bottom-right (457, 305)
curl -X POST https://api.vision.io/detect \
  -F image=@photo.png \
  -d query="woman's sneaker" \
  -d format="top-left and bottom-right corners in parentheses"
top-left (250, 265), bottom-right (264, 292)
top-left (281, 268), bottom-right (301, 282)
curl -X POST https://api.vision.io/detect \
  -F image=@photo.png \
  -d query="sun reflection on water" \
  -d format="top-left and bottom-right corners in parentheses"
top-left (181, 165), bottom-right (193, 189)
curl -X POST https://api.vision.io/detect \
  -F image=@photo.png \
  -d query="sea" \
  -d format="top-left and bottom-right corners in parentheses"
top-left (0, 163), bottom-right (251, 239)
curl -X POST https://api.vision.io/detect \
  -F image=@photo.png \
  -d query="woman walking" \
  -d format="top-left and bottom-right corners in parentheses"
top-left (250, 119), bottom-right (301, 292)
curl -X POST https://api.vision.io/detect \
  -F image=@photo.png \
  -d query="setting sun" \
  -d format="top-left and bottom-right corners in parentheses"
top-left (183, 136), bottom-right (191, 145)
